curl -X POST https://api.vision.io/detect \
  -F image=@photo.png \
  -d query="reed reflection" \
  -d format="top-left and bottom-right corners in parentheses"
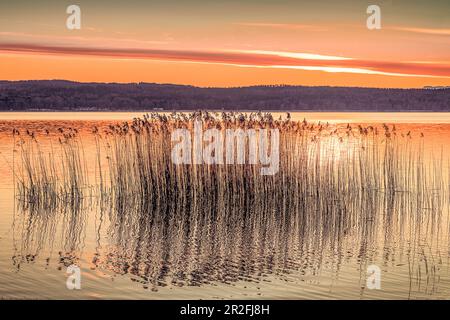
top-left (93, 186), bottom-right (447, 294)
top-left (13, 200), bottom-right (88, 271)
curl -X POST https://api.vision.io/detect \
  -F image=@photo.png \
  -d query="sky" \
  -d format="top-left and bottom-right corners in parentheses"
top-left (0, 0), bottom-right (449, 88)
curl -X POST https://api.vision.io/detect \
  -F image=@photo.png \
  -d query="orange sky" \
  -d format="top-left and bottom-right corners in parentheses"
top-left (0, 0), bottom-right (449, 88)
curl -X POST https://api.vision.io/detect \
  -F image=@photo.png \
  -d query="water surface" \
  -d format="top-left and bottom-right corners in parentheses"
top-left (0, 112), bottom-right (449, 300)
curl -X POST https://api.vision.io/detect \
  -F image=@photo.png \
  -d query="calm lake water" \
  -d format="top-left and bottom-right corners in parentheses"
top-left (0, 112), bottom-right (449, 300)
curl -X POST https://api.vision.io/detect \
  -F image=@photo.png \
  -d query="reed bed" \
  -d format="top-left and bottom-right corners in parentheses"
top-left (14, 127), bottom-right (88, 210)
top-left (96, 112), bottom-right (447, 213)
top-left (14, 111), bottom-right (448, 209)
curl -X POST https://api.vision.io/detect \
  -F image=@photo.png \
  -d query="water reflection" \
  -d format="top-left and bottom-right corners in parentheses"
top-left (13, 185), bottom-right (448, 297)
top-left (13, 200), bottom-right (88, 271)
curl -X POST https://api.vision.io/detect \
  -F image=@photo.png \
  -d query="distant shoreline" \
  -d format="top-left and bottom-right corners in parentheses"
top-left (1, 80), bottom-right (449, 112)
top-left (0, 110), bottom-right (448, 113)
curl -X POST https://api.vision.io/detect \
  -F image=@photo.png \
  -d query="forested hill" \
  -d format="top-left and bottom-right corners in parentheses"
top-left (0, 80), bottom-right (449, 111)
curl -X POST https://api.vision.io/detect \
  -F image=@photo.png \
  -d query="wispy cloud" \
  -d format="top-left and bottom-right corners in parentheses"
top-left (390, 26), bottom-right (450, 36)
top-left (232, 50), bottom-right (352, 61)
top-left (1, 43), bottom-right (449, 78)
top-left (234, 22), bottom-right (328, 32)
top-left (0, 31), bottom-right (170, 47)
top-left (236, 21), bottom-right (450, 38)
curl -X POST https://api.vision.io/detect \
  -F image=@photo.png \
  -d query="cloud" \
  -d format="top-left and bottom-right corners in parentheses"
top-left (234, 22), bottom-right (328, 31)
top-left (0, 31), bottom-right (170, 47)
top-left (0, 42), bottom-right (449, 78)
top-left (232, 50), bottom-right (352, 61)
top-left (390, 26), bottom-right (450, 36)
top-left (236, 22), bottom-right (450, 37)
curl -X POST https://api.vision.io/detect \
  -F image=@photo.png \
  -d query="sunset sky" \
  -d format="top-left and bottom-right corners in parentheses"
top-left (0, 0), bottom-right (449, 88)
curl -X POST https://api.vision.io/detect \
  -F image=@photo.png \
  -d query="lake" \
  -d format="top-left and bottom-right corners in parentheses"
top-left (0, 112), bottom-right (449, 299)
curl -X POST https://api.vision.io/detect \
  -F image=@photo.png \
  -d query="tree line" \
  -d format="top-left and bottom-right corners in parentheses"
top-left (0, 80), bottom-right (448, 111)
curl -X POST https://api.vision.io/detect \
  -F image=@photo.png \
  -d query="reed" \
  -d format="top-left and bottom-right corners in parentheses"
top-left (94, 112), bottom-right (447, 211)
top-left (15, 127), bottom-right (88, 209)
top-left (14, 112), bottom-right (448, 213)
